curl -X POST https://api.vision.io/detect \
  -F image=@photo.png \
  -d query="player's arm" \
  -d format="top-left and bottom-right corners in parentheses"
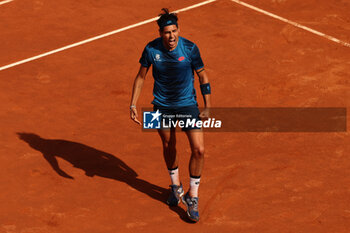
top-left (196, 68), bottom-right (211, 119)
top-left (130, 65), bottom-right (149, 125)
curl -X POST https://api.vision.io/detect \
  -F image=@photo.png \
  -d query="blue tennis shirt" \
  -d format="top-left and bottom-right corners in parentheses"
top-left (139, 36), bottom-right (204, 107)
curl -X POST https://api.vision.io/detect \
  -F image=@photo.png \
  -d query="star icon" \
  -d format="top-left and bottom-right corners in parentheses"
top-left (151, 110), bottom-right (162, 122)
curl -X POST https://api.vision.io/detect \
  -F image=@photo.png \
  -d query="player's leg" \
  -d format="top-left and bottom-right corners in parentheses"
top-left (157, 127), bottom-right (178, 177)
top-left (157, 128), bottom-right (184, 206)
top-left (182, 129), bottom-right (204, 222)
top-left (185, 129), bottom-right (204, 195)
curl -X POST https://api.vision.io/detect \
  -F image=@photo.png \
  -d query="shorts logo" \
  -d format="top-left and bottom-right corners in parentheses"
top-left (155, 54), bottom-right (161, 61)
top-left (178, 56), bottom-right (185, 61)
top-left (143, 110), bottom-right (162, 129)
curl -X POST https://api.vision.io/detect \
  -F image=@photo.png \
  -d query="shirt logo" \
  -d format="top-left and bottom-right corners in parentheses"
top-left (178, 56), bottom-right (185, 61)
top-left (155, 54), bottom-right (161, 61)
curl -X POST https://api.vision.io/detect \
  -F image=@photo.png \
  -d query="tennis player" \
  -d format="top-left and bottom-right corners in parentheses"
top-left (130, 8), bottom-right (211, 222)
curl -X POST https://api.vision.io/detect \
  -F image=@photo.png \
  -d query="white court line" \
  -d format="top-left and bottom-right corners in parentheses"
top-left (231, 0), bottom-right (350, 48)
top-left (0, 0), bottom-right (13, 6)
top-left (0, 0), bottom-right (216, 72)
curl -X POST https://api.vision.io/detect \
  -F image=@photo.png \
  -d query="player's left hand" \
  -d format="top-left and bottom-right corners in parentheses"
top-left (199, 108), bottom-right (210, 120)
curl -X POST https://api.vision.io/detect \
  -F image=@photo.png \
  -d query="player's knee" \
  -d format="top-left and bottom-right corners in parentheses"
top-left (192, 146), bottom-right (205, 158)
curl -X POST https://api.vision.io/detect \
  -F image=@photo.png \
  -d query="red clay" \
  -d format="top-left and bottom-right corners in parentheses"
top-left (0, 0), bottom-right (349, 232)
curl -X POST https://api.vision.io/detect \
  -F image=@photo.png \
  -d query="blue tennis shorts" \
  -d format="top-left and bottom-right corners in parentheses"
top-left (153, 105), bottom-right (201, 131)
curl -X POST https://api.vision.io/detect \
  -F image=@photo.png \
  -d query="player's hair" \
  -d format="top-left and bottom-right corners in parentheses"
top-left (157, 8), bottom-right (178, 31)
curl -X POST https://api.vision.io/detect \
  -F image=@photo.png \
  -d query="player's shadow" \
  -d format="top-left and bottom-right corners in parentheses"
top-left (17, 132), bottom-right (192, 223)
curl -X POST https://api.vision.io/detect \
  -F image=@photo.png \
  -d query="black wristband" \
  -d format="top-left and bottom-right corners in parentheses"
top-left (200, 83), bottom-right (211, 95)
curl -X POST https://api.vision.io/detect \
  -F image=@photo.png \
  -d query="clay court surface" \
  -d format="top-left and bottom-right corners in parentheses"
top-left (1, 0), bottom-right (350, 232)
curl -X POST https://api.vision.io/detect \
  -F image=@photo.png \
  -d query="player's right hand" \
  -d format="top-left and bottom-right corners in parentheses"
top-left (130, 107), bottom-right (141, 125)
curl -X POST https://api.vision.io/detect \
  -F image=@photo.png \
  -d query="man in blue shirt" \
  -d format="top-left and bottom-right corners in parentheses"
top-left (130, 8), bottom-right (211, 222)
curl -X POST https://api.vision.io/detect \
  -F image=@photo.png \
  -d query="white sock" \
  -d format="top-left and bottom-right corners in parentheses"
top-left (168, 167), bottom-right (180, 186)
top-left (189, 176), bottom-right (201, 197)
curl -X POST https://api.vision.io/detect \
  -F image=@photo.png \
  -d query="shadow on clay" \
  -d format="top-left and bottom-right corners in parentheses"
top-left (17, 132), bottom-right (193, 223)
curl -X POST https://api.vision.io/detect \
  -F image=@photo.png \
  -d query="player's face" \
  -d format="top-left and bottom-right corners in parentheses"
top-left (160, 25), bottom-right (179, 51)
